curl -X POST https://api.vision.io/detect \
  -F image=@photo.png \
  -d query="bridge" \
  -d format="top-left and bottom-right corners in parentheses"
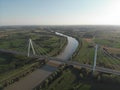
top-left (0, 40), bottom-right (120, 75)
top-left (2, 38), bottom-right (120, 90)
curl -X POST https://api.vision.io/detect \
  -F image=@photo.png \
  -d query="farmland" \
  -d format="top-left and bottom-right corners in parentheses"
top-left (0, 29), bottom-right (67, 56)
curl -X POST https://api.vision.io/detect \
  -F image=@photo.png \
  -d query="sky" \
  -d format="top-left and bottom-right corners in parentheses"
top-left (0, 0), bottom-right (120, 25)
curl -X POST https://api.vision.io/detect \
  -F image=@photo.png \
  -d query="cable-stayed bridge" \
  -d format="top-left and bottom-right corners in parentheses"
top-left (0, 39), bottom-right (120, 75)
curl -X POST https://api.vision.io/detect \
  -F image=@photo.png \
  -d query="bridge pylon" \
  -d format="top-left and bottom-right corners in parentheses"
top-left (92, 44), bottom-right (98, 72)
top-left (27, 38), bottom-right (36, 57)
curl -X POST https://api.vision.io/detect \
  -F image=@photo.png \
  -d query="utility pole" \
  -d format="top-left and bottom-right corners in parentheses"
top-left (93, 44), bottom-right (98, 72)
top-left (27, 38), bottom-right (36, 57)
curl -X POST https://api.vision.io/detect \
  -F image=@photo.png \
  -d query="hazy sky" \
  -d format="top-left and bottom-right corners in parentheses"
top-left (0, 0), bottom-right (120, 25)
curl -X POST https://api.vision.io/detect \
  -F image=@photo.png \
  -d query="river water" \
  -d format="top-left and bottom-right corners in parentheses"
top-left (55, 32), bottom-right (79, 60)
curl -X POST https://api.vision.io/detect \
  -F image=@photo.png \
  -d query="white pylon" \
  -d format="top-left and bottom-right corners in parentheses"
top-left (27, 38), bottom-right (36, 57)
top-left (93, 44), bottom-right (98, 72)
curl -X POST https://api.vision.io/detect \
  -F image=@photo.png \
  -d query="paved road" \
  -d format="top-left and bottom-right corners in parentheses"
top-left (4, 65), bottom-right (57, 90)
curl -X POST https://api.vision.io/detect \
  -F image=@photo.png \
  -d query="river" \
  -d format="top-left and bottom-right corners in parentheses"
top-left (55, 32), bottom-right (79, 60)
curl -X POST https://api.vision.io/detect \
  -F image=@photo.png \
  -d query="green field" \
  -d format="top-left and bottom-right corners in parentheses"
top-left (94, 30), bottom-right (120, 48)
top-left (0, 30), bottom-right (67, 56)
top-left (72, 38), bottom-right (95, 65)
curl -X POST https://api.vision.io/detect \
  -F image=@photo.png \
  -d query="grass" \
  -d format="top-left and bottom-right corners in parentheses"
top-left (72, 38), bottom-right (95, 65)
top-left (94, 38), bottom-right (120, 48)
top-left (34, 35), bottom-right (67, 56)
top-left (97, 47), bottom-right (120, 70)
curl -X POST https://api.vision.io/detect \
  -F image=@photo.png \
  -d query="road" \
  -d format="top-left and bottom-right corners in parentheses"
top-left (4, 65), bottom-right (57, 90)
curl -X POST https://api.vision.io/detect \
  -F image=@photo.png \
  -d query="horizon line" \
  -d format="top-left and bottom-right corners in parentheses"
top-left (0, 24), bottom-right (120, 27)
